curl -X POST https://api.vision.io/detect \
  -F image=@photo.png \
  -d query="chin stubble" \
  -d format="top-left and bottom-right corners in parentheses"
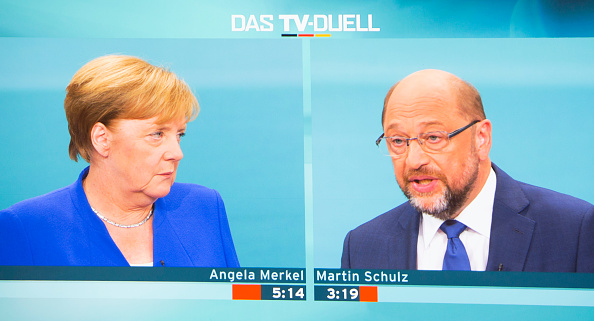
top-left (403, 148), bottom-right (479, 220)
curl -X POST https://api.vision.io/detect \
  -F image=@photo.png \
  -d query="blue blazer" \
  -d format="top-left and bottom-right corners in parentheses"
top-left (0, 167), bottom-right (240, 267)
top-left (341, 164), bottom-right (594, 272)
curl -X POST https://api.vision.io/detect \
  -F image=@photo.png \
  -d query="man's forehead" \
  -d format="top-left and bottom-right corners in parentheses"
top-left (385, 119), bottom-right (447, 133)
top-left (385, 71), bottom-right (461, 119)
top-left (385, 89), bottom-right (458, 119)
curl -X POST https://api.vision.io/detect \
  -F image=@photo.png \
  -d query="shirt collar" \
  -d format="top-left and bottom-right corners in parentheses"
top-left (421, 167), bottom-right (497, 247)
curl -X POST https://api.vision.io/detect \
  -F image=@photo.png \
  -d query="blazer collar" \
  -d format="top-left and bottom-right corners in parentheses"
top-left (388, 204), bottom-right (420, 270)
top-left (486, 163), bottom-right (536, 271)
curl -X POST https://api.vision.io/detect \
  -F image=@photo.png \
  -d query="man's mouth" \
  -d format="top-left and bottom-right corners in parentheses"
top-left (408, 176), bottom-right (439, 193)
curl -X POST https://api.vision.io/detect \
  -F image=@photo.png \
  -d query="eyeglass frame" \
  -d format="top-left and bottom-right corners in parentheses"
top-left (375, 120), bottom-right (481, 156)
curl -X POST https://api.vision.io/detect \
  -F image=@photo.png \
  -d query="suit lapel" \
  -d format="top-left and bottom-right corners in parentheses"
top-left (152, 197), bottom-right (193, 267)
top-left (388, 204), bottom-right (420, 270)
top-left (486, 165), bottom-right (536, 271)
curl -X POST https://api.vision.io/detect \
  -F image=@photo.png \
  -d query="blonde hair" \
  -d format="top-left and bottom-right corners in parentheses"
top-left (64, 55), bottom-right (199, 162)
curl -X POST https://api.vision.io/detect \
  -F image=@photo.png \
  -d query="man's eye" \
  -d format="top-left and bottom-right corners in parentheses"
top-left (177, 132), bottom-right (186, 140)
top-left (391, 138), bottom-right (406, 146)
top-left (426, 135), bottom-right (442, 143)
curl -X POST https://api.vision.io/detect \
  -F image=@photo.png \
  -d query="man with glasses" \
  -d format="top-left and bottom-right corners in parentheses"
top-left (341, 69), bottom-right (593, 272)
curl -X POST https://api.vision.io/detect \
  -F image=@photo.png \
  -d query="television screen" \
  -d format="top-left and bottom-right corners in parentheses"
top-left (1, 1), bottom-right (593, 319)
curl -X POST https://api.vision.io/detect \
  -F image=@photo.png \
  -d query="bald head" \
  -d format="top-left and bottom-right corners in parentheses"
top-left (382, 69), bottom-right (485, 127)
top-left (380, 69), bottom-right (493, 221)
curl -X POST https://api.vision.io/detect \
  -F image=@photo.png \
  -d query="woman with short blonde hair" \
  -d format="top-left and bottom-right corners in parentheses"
top-left (0, 55), bottom-right (239, 267)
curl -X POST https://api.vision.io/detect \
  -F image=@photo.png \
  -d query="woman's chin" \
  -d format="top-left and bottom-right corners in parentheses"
top-left (143, 185), bottom-right (173, 200)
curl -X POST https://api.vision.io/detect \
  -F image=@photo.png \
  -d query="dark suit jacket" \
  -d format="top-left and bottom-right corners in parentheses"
top-left (341, 164), bottom-right (594, 272)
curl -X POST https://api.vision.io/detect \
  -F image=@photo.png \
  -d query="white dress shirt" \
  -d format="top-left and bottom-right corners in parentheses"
top-left (417, 168), bottom-right (497, 271)
top-left (129, 262), bottom-right (153, 267)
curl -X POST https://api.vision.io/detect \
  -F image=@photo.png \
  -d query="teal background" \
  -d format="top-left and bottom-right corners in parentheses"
top-left (0, 297), bottom-right (593, 320)
top-left (1, 0), bottom-right (593, 38)
top-left (1, 0), bottom-right (594, 320)
top-left (0, 38), bottom-right (305, 268)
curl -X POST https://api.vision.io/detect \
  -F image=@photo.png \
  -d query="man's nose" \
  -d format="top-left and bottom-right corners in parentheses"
top-left (404, 139), bottom-right (430, 170)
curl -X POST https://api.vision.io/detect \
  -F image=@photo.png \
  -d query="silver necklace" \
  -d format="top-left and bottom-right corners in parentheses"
top-left (91, 206), bottom-right (153, 228)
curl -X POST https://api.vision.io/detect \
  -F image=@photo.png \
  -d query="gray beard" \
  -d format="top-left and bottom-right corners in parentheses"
top-left (405, 176), bottom-right (475, 220)
top-left (404, 153), bottom-right (479, 220)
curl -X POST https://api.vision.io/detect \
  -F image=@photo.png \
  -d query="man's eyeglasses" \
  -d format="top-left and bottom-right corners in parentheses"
top-left (376, 120), bottom-right (480, 157)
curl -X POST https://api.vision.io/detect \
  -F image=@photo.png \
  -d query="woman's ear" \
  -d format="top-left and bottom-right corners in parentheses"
top-left (90, 122), bottom-right (111, 158)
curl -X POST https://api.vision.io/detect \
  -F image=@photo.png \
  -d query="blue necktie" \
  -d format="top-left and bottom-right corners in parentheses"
top-left (440, 220), bottom-right (471, 271)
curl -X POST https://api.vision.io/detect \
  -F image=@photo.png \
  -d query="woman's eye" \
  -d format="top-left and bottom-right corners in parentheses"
top-left (150, 132), bottom-right (164, 139)
top-left (177, 132), bottom-right (186, 140)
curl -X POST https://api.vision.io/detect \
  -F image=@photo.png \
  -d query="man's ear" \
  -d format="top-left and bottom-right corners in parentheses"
top-left (476, 119), bottom-right (492, 161)
top-left (90, 122), bottom-right (111, 158)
